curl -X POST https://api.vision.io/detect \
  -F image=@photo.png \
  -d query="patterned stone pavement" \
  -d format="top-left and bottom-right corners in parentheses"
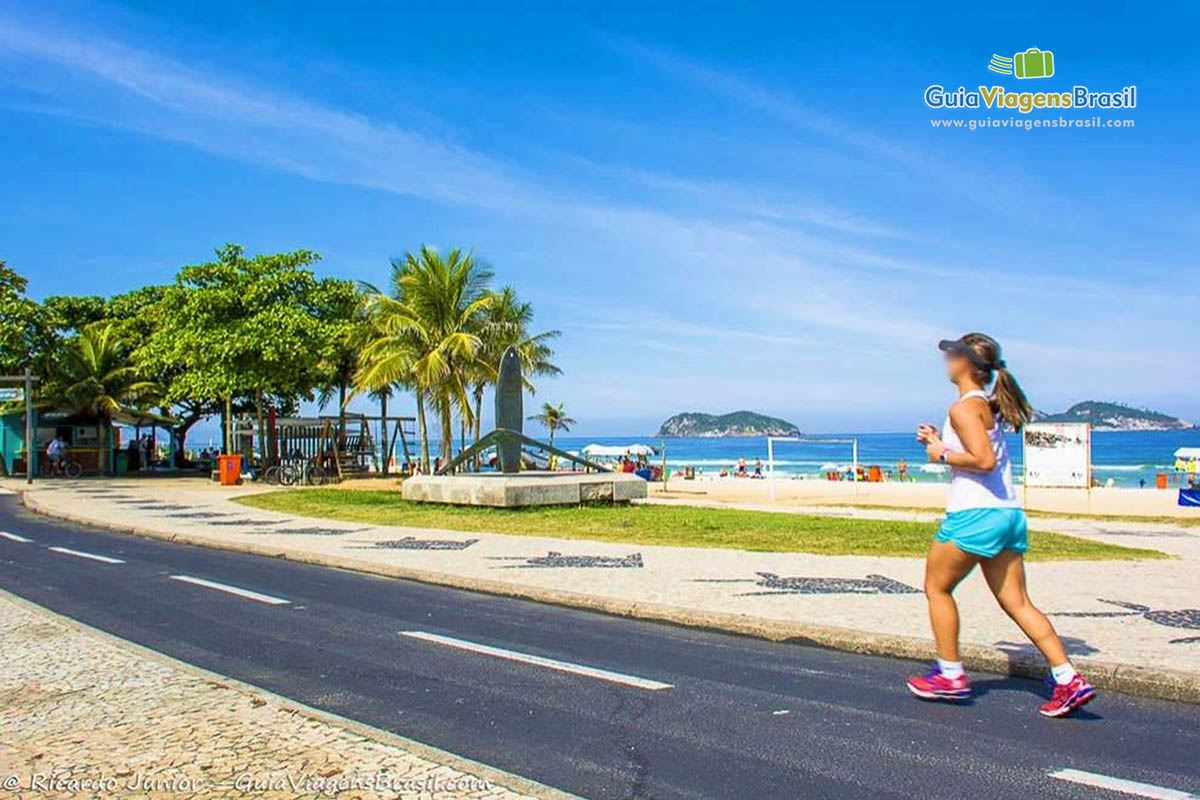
top-left (0, 592), bottom-right (534, 799)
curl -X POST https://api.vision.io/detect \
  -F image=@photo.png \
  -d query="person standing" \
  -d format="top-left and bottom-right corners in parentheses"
top-left (905, 333), bottom-right (1095, 718)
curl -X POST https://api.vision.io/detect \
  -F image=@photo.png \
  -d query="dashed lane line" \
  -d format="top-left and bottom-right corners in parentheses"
top-left (400, 630), bottom-right (674, 691)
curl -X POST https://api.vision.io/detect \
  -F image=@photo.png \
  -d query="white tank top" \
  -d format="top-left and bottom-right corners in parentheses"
top-left (942, 390), bottom-right (1018, 512)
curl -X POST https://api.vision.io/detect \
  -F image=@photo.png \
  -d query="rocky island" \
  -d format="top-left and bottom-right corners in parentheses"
top-left (656, 411), bottom-right (801, 438)
top-left (1035, 401), bottom-right (1195, 431)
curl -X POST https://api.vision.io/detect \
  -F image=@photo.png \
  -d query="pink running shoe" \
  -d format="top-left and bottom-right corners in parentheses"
top-left (1039, 674), bottom-right (1096, 717)
top-left (907, 665), bottom-right (971, 701)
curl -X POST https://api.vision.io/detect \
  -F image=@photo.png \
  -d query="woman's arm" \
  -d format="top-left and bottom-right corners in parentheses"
top-left (922, 401), bottom-right (997, 472)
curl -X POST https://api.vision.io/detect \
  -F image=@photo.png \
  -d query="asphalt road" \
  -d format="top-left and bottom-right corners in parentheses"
top-left (1, 494), bottom-right (1198, 800)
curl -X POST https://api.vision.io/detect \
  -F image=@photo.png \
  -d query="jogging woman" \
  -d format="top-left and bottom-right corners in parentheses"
top-left (905, 333), bottom-right (1096, 717)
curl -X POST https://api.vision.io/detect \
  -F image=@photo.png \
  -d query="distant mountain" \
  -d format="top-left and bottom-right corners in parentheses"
top-left (1035, 401), bottom-right (1195, 431)
top-left (656, 410), bottom-right (801, 438)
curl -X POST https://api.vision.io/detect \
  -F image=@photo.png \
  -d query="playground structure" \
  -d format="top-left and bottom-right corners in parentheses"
top-left (235, 411), bottom-right (418, 482)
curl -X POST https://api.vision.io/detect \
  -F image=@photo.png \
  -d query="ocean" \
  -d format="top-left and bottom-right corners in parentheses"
top-left (548, 430), bottom-right (1200, 488)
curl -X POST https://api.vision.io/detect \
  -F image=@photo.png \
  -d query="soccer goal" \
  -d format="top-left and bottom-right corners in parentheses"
top-left (766, 436), bottom-right (859, 501)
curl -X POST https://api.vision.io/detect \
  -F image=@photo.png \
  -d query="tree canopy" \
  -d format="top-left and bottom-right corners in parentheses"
top-left (1, 242), bottom-right (561, 470)
top-left (0, 260), bottom-right (57, 375)
top-left (138, 244), bottom-right (358, 405)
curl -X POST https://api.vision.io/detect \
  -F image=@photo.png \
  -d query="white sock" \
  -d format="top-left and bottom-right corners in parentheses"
top-left (1050, 663), bottom-right (1077, 685)
top-left (937, 659), bottom-right (965, 679)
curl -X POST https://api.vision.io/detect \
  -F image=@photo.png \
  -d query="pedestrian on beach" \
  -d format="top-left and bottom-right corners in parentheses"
top-left (906, 333), bottom-right (1095, 717)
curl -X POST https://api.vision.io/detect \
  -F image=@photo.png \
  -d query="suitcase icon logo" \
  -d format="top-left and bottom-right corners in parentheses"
top-left (988, 48), bottom-right (1055, 79)
top-left (1014, 48), bottom-right (1054, 79)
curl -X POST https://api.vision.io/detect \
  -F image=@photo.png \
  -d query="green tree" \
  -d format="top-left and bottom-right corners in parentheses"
top-left (353, 247), bottom-right (493, 470)
top-left (46, 323), bottom-right (157, 475)
top-left (527, 401), bottom-right (576, 449)
top-left (138, 244), bottom-right (357, 454)
top-left (40, 286), bottom-right (200, 451)
top-left (0, 261), bottom-right (58, 375)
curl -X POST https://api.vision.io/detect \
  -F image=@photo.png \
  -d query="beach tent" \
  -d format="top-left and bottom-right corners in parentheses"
top-left (1173, 447), bottom-right (1200, 460)
top-left (582, 443), bottom-right (658, 457)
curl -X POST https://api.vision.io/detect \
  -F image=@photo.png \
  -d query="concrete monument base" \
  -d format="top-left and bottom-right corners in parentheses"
top-left (401, 472), bottom-right (647, 507)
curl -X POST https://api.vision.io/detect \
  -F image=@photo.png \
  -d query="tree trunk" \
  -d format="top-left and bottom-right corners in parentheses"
top-left (97, 413), bottom-right (109, 476)
top-left (255, 388), bottom-right (266, 470)
top-left (473, 385), bottom-right (484, 444)
top-left (220, 399), bottom-right (229, 456)
top-left (379, 391), bottom-right (389, 476)
top-left (338, 383), bottom-right (347, 452)
top-left (416, 389), bottom-right (430, 472)
top-left (439, 396), bottom-right (453, 472)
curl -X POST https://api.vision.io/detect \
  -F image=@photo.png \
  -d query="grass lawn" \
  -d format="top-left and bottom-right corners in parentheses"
top-left (819, 503), bottom-right (1200, 528)
top-left (237, 490), bottom-right (1167, 561)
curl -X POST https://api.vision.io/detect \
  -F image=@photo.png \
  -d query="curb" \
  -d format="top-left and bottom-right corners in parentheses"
top-left (20, 490), bottom-right (1200, 705)
top-left (0, 586), bottom-right (577, 800)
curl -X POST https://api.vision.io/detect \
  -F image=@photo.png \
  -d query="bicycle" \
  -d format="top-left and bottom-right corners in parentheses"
top-left (40, 457), bottom-right (83, 478)
top-left (264, 457), bottom-right (328, 487)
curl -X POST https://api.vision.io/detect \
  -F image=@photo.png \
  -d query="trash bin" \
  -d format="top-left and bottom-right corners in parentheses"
top-left (218, 454), bottom-right (242, 486)
top-left (1156, 473), bottom-right (1168, 490)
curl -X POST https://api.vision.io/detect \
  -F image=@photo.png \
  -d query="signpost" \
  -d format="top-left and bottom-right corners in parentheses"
top-left (1023, 422), bottom-right (1091, 489)
top-left (1023, 422), bottom-right (1091, 511)
top-left (1, 370), bottom-right (37, 484)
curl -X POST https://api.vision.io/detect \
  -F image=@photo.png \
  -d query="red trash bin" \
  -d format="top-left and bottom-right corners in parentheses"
top-left (1156, 473), bottom-right (1168, 490)
top-left (218, 454), bottom-right (242, 486)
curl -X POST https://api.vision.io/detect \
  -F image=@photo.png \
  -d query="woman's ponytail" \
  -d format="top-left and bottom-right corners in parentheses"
top-left (958, 332), bottom-right (1034, 431)
top-left (992, 365), bottom-right (1033, 431)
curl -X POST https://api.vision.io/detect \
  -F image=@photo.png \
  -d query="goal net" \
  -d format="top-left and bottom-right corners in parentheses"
top-left (766, 436), bottom-right (859, 501)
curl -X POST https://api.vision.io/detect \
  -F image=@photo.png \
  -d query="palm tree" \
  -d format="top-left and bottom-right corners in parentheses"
top-left (353, 290), bottom-right (426, 470)
top-left (528, 402), bottom-right (576, 449)
top-left (470, 286), bottom-right (561, 446)
top-left (48, 323), bottom-right (156, 475)
top-left (353, 247), bottom-right (493, 471)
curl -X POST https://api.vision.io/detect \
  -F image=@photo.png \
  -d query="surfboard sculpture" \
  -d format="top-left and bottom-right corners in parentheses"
top-left (437, 345), bottom-right (602, 475)
top-left (494, 345), bottom-right (524, 472)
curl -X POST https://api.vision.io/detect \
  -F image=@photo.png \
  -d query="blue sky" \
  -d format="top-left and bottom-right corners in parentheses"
top-left (2, 1), bottom-right (1197, 436)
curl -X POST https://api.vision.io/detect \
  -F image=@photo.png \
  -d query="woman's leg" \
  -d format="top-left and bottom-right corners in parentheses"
top-left (979, 550), bottom-right (1069, 666)
top-left (923, 541), bottom-right (980, 661)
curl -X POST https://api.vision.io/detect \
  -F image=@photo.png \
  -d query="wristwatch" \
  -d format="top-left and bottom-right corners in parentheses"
top-left (938, 448), bottom-right (949, 464)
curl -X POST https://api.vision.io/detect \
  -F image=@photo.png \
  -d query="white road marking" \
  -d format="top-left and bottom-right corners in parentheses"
top-left (1049, 769), bottom-right (1196, 799)
top-left (47, 546), bottom-right (124, 564)
top-left (0, 531), bottom-right (32, 543)
top-left (168, 575), bottom-right (290, 605)
top-left (400, 630), bottom-right (674, 691)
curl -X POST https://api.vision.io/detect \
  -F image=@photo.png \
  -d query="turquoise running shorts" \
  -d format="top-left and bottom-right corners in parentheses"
top-left (936, 507), bottom-right (1028, 558)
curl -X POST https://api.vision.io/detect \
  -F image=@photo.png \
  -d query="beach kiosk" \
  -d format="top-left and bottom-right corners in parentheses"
top-left (1176, 447), bottom-right (1200, 506)
top-left (0, 406), bottom-right (33, 476)
top-left (2, 407), bottom-right (181, 475)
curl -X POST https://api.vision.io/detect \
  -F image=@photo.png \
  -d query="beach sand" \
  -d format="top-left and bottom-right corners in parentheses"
top-left (652, 476), bottom-right (1199, 519)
